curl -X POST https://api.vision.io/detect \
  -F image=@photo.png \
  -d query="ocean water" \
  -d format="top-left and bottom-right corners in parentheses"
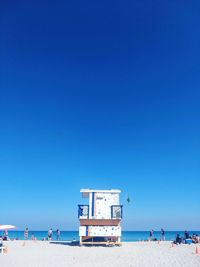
top-left (2, 231), bottom-right (200, 242)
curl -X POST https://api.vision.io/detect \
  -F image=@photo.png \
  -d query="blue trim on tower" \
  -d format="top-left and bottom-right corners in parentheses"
top-left (91, 192), bottom-right (95, 217)
top-left (86, 226), bottom-right (88, 236)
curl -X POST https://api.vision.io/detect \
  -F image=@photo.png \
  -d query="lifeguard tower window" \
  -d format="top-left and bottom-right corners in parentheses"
top-left (78, 204), bottom-right (89, 218)
top-left (111, 205), bottom-right (123, 219)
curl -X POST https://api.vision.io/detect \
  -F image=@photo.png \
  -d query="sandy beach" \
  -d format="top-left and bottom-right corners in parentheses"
top-left (0, 241), bottom-right (199, 267)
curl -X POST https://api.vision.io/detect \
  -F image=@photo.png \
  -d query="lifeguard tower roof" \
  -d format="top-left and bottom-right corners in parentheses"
top-left (80, 189), bottom-right (121, 197)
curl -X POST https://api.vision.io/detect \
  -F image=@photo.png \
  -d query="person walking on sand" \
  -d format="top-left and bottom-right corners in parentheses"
top-left (24, 227), bottom-right (29, 240)
top-left (56, 229), bottom-right (60, 241)
top-left (161, 228), bottom-right (165, 241)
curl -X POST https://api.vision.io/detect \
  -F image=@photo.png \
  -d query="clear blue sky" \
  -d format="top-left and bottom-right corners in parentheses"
top-left (0, 1), bottom-right (200, 230)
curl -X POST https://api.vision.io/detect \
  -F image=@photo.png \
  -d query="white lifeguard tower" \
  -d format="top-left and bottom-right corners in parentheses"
top-left (78, 189), bottom-right (123, 245)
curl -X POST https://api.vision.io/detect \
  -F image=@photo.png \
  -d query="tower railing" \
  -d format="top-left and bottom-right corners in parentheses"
top-left (78, 204), bottom-right (89, 218)
top-left (111, 205), bottom-right (123, 219)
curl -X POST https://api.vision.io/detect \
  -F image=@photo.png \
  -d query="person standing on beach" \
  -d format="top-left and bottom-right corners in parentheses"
top-left (24, 227), bottom-right (29, 240)
top-left (56, 229), bottom-right (60, 241)
top-left (149, 229), bottom-right (154, 241)
top-left (3, 230), bottom-right (8, 240)
top-left (184, 231), bottom-right (189, 239)
top-left (47, 228), bottom-right (53, 240)
top-left (161, 228), bottom-right (165, 241)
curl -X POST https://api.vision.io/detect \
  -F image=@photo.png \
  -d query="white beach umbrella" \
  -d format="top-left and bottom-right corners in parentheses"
top-left (0, 225), bottom-right (16, 230)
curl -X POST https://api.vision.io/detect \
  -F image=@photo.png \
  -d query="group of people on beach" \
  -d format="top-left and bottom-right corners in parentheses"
top-left (148, 229), bottom-right (200, 244)
top-left (24, 227), bottom-right (37, 240)
top-left (24, 227), bottom-right (61, 241)
top-left (46, 228), bottom-right (61, 241)
top-left (148, 228), bottom-right (165, 241)
top-left (174, 231), bottom-right (200, 245)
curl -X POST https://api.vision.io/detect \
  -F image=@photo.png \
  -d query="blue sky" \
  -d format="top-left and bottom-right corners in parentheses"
top-left (0, 0), bottom-right (200, 230)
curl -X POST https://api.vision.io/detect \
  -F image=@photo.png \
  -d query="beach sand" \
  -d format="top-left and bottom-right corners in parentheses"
top-left (0, 241), bottom-right (199, 267)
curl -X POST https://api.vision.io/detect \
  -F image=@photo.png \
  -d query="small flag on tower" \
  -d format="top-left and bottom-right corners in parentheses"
top-left (126, 195), bottom-right (130, 203)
